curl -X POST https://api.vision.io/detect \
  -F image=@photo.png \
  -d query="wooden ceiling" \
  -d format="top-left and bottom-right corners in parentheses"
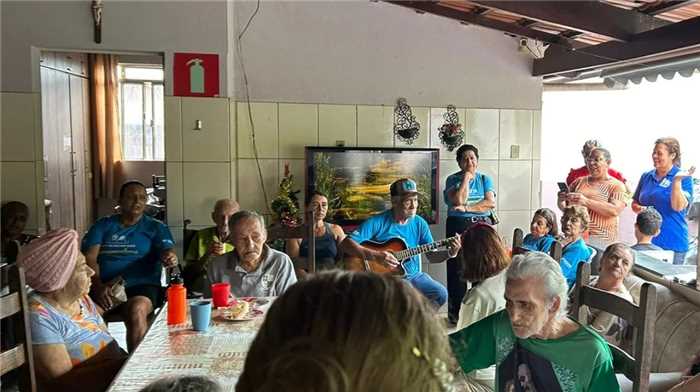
top-left (385, 1), bottom-right (700, 80)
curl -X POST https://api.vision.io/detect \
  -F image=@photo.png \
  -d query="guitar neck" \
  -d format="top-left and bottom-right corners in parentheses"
top-left (394, 236), bottom-right (457, 261)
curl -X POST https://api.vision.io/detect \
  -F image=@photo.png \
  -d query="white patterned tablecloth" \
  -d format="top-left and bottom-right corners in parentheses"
top-left (108, 298), bottom-right (273, 392)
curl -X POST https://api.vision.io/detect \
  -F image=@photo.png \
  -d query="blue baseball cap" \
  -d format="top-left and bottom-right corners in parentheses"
top-left (390, 178), bottom-right (418, 197)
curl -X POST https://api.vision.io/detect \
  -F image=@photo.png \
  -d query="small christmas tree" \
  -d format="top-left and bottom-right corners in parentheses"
top-left (270, 162), bottom-right (301, 227)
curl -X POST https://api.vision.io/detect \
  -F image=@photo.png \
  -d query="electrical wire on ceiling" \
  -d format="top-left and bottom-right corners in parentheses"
top-left (236, 0), bottom-right (271, 214)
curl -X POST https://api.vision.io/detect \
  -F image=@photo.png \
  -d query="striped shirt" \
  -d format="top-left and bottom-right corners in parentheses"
top-left (570, 176), bottom-right (626, 244)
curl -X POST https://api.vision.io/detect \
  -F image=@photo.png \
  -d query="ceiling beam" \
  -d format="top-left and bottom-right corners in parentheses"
top-left (639, 0), bottom-right (697, 15)
top-left (533, 16), bottom-right (700, 76)
top-left (470, 1), bottom-right (670, 41)
top-left (385, 1), bottom-right (577, 48)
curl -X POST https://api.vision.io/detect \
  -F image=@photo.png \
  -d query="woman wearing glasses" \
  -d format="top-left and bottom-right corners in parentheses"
top-left (558, 147), bottom-right (626, 246)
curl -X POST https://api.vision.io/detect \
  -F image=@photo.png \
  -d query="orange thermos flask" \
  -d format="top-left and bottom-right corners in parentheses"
top-left (167, 274), bottom-right (187, 325)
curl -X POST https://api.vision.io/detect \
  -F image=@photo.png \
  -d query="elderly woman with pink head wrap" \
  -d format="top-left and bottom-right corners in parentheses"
top-left (18, 228), bottom-right (126, 391)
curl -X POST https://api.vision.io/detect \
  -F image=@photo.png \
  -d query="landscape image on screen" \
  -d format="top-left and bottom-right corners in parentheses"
top-left (309, 149), bottom-right (437, 225)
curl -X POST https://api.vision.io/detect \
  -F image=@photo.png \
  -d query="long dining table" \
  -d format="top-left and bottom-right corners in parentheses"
top-left (107, 298), bottom-right (273, 392)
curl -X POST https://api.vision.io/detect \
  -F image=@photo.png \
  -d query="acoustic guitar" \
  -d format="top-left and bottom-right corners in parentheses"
top-left (344, 236), bottom-right (459, 276)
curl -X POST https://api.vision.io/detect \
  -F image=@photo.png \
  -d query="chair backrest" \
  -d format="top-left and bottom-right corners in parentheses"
top-left (571, 262), bottom-right (657, 392)
top-left (0, 263), bottom-right (37, 392)
top-left (512, 227), bottom-right (524, 249)
top-left (266, 210), bottom-right (316, 273)
top-left (549, 240), bottom-right (562, 262)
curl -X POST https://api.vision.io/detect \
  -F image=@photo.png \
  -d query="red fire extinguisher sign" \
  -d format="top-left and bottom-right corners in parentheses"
top-left (173, 53), bottom-right (219, 97)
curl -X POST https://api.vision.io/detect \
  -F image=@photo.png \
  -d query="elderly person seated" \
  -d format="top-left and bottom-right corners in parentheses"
top-left (236, 271), bottom-right (454, 392)
top-left (559, 147), bottom-right (627, 247)
top-left (559, 205), bottom-right (593, 287)
top-left (1, 201), bottom-right (38, 263)
top-left (82, 180), bottom-right (177, 352)
top-left (456, 223), bottom-right (511, 392)
top-left (579, 243), bottom-right (635, 346)
top-left (285, 191), bottom-right (346, 278)
top-left (522, 208), bottom-right (559, 254)
top-left (450, 251), bottom-right (619, 391)
top-left (207, 210), bottom-right (296, 297)
top-left (183, 199), bottom-right (239, 292)
top-left (18, 228), bottom-right (127, 391)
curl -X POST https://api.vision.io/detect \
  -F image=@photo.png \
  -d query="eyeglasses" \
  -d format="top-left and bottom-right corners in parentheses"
top-left (586, 157), bottom-right (607, 164)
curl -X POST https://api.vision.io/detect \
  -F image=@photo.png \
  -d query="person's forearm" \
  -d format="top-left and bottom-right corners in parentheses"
top-left (455, 179), bottom-right (469, 206)
top-left (425, 250), bottom-right (452, 263)
top-left (339, 238), bottom-right (379, 260)
top-left (584, 199), bottom-right (624, 218)
top-left (671, 180), bottom-right (689, 211)
top-left (466, 198), bottom-right (496, 213)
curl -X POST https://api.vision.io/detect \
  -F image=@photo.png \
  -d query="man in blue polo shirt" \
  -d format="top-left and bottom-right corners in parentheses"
top-left (339, 178), bottom-right (460, 307)
top-left (83, 181), bottom-right (176, 351)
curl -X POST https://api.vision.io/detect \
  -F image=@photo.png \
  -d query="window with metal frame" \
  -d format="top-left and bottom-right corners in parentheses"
top-left (118, 64), bottom-right (165, 160)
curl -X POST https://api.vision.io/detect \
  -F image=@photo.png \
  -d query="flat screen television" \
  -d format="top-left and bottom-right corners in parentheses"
top-left (305, 146), bottom-right (440, 227)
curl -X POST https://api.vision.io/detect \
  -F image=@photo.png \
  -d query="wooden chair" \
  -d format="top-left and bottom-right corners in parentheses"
top-left (511, 227), bottom-right (562, 262)
top-left (1, 264), bottom-right (37, 392)
top-left (571, 262), bottom-right (657, 392)
top-left (267, 210), bottom-right (316, 273)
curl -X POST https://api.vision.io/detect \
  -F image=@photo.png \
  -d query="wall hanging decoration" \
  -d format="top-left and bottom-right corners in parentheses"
top-left (393, 98), bottom-right (421, 144)
top-left (271, 163), bottom-right (301, 227)
top-left (438, 105), bottom-right (464, 152)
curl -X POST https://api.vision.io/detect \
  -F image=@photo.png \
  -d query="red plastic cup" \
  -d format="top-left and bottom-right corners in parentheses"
top-left (211, 282), bottom-right (231, 307)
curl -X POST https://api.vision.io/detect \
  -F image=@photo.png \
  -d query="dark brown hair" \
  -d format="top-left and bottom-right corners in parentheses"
top-left (460, 224), bottom-right (511, 282)
top-left (236, 272), bottom-right (451, 392)
top-left (655, 137), bottom-right (682, 167)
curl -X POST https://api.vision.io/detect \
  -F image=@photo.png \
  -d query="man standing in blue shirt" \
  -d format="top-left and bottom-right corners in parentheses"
top-left (339, 178), bottom-right (461, 307)
top-left (83, 181), bottom-right (177, 351)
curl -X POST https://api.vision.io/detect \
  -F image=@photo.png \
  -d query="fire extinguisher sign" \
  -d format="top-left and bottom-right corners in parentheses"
top-left (173, 53), bottom-right (219, 97)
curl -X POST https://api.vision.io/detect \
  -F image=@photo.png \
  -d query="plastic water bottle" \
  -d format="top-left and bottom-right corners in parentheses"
top-left (167, 273), bottom-right (187, 325)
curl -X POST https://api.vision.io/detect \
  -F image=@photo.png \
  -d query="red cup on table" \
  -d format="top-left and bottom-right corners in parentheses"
top-left (211, 282), bottom-right (232, 307)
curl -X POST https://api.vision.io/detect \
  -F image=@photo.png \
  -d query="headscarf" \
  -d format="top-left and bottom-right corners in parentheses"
top-left (17, 228), bottom-right (79, 292)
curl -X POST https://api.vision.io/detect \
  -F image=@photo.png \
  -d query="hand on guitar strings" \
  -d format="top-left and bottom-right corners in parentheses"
top-left (376, 250), bottom-right (399, 268)
top-left (446, 234), bottom-right (461, 258)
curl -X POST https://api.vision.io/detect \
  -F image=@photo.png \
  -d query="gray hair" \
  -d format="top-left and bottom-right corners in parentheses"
top-left (139, 376), bottom-right (221, 392)
top-left (229, 210), bottom-right (266, 232)
top-left (507, 252), bottom-right (569, 319)
top-left (589, 147), bottom-right (611, 162)
top-left (582, 139), bottom-right (601, 155)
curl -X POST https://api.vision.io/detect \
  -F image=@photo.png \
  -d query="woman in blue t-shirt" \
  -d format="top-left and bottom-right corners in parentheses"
top-left (559, 205), bottom-right (593, 288)
top-left (443, 144), bottom-right (496, 325)
top-left (632, 137), bottom-right (695, 265)
top-left (523, 208), bottom-right (559, 254)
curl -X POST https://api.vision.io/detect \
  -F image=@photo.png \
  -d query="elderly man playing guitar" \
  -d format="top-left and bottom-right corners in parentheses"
top-left (339, 178), bottom-right (461, 307)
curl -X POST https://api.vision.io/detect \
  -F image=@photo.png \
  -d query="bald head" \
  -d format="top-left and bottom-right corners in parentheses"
top-left (211, 199), bottom-right (240, 237)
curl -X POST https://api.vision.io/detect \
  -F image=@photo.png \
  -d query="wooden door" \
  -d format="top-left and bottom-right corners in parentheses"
top-left (69, 75), bottom-right (90, 234)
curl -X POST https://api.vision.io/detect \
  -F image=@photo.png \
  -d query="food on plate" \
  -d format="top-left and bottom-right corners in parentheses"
top-left (224, 300), bottom-right (250, 320)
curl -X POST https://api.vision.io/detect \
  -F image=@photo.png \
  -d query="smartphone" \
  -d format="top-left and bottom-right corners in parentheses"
top-left (557, 182), bottom-right (569, 193)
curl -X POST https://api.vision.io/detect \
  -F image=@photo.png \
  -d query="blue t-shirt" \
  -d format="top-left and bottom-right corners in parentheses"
top-left (560, 238), bottom-right (592, 288)
top-left (81, 214), bottom-right (175, 287)
top-left (522, 234), bottom-right (556, 254)
top-left (349, 210), bottom-right (433, 279)
top-left (443, 171), bottom-right (495, 218)
top-left (29, 294), bottom-right (113, 365)
top-left (633, 166), bottom-right (694, 252)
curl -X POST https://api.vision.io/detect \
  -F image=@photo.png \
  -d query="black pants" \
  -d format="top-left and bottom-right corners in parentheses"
top-left (446, 216), bottom-right (479, 322)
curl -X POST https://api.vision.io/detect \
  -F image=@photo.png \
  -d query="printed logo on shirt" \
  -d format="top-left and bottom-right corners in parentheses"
top-left (659, 178), bottom-right (671, 188)
top-left (261, 274), bottom-right (274, 290)
top-left (111, 234), bottom-right (127, 241)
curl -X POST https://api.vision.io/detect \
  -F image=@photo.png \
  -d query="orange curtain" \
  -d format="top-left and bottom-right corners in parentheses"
top-left (88, 54), bottom-right (123, 200)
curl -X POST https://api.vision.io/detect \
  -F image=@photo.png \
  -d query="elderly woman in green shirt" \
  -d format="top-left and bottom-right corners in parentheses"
top-left (450, 251), bottom-right (619, 392)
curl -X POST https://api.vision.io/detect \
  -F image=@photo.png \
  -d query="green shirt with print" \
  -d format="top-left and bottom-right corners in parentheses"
top-left (449, 309), bottom-right (620, 392)
top-left (184, 227), bottom-right (234, 265)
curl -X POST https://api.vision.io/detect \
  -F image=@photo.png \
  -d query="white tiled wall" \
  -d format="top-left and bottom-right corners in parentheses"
top-left (160, 98), bottom-right (542, 264)
top-left (1, 92), bottom-right (44, 233)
